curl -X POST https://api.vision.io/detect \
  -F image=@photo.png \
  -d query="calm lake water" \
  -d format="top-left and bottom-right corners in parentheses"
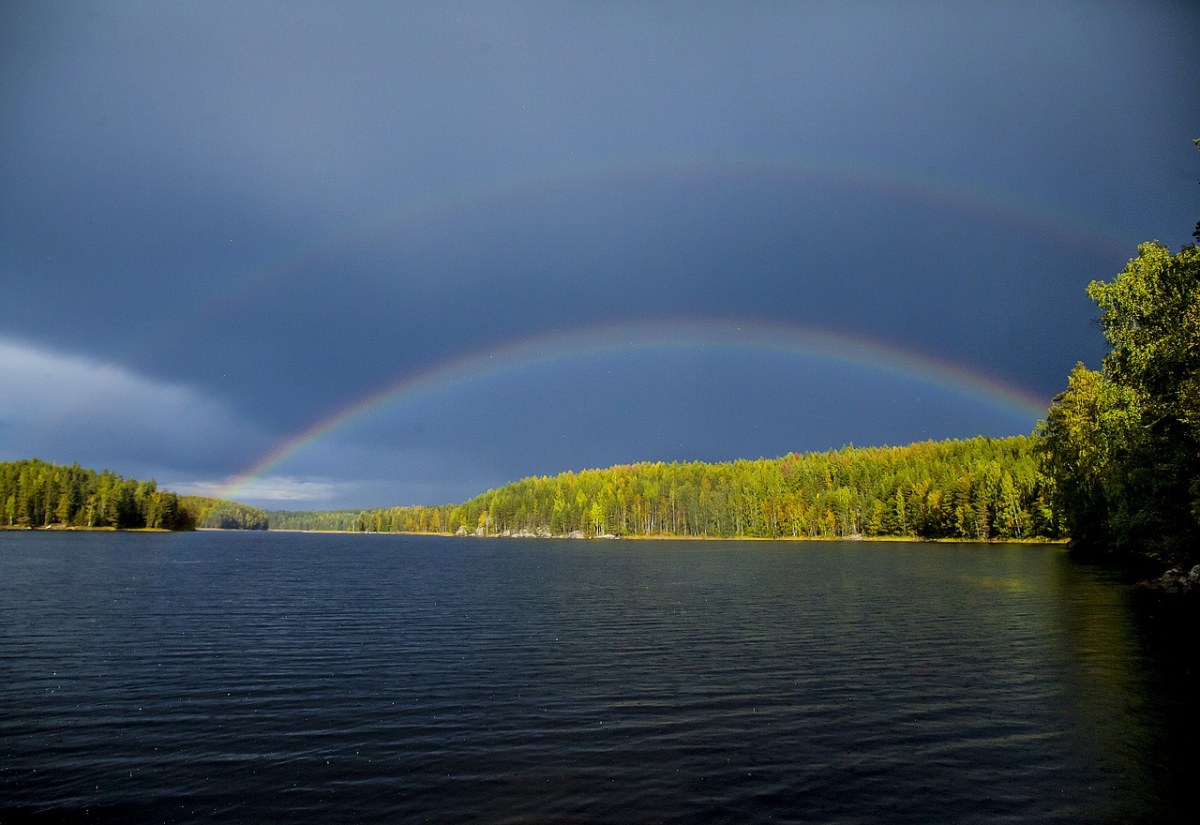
top-left (1, 532), bottom-right (1196, 824)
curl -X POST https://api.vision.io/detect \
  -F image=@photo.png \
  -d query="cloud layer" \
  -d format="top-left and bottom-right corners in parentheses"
top-left (0, 337), bottom-right (264, 478)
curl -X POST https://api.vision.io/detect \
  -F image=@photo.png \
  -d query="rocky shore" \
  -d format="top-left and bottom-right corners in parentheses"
top-left (1136, 565), bottom-right (1200, 595)
top-left (454, 525), bottom-right (618, 539)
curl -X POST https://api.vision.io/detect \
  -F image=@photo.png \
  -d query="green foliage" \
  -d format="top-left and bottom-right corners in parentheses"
top-left (1040, 240), bottom-right (1200, 565)
top-left (1037, 364), bottom-right (1141, 548)
top-left (179, 497), bottom-right (269, 530)
top-left (264, 509), bottom-right (362, 531)
top-left (311, 436), bottom-right (1055, 541)
top-left (0, 458), bottom-right (190, 530)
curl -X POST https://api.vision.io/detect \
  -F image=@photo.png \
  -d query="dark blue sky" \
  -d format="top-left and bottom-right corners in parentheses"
top-left (2, 1), bottom-right (1197, 509)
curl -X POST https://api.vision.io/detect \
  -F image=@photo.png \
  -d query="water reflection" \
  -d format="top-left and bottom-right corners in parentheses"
top-left (2, 534), bottom-right (1197, 823)
top-left (1049, 553), bottom-right (1198, 824)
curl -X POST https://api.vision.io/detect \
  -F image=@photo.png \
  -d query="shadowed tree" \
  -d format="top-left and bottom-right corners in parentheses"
top-left (1042, 229), bottom-right (1200, 565)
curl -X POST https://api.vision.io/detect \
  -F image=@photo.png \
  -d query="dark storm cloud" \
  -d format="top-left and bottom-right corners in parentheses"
top-left (0, 337), bottom-right (271, 476)
top-left (2, 1), bottom-right (1197, 507)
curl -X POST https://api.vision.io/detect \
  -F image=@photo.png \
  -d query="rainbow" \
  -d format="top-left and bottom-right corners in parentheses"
top-left (217, 318), bottom-right (1049, 502)
top-left (139, 151), bottom-right (1132, 360)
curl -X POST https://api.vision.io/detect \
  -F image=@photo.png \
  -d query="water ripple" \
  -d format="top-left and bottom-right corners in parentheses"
top-left (2, 533), bottom-right (1194, 823)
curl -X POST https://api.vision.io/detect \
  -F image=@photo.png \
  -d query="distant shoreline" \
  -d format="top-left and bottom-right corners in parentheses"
top-left (0, 523), bottom-right (1066, 545)
top-left (265, 527), bottom-right (1065, 544)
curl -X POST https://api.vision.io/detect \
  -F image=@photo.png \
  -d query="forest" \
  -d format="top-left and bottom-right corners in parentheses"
top-left (1, 458), bottom-right (191, 530)
top-left (0, 459), bottom-right (268, 531)
top-left (179, 496), bottom-right (270, 531)
top-left (342, 435), bottom-right (1055, 541)
top-left (265, 509), bottom-right (363, 532)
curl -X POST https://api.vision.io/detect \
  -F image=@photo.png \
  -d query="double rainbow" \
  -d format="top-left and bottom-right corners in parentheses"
top-left (218, 318), bottom-right (1049, 503)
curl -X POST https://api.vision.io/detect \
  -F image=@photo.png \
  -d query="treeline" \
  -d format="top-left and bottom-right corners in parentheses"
top-left (1, 458), bottom-right (190, 529)
top-left (179, 496), bottom-right (269, 530)
top-left (265, 509), bottom-right (361, 531)
top-left (341, 436), bottom-right (1055, 541)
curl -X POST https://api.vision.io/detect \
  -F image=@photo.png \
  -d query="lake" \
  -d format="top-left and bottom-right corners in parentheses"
top-left (1, 531), bottom-right (1195, 823)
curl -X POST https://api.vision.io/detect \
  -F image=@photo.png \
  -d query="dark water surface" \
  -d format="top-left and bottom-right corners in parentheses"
top-left (1, 532), bottom-right (1196, 823)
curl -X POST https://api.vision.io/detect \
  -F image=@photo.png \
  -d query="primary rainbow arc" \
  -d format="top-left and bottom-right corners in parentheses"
top-left (218, 318), bottom-right (1049, 503)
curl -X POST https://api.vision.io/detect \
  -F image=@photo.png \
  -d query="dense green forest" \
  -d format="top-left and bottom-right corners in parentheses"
top-left (1, 458), bottom-right (191, 529)
top-left (0, 459), bottom-right (268, 531)
top-left (1039, 237), bottom-right (1200, 568)
top-left (334, 435), bottom-right (1054, 541)
top-left (265, 509), bottom-right (362, 531)
top-left (179, 496), bottom-right (269, 530)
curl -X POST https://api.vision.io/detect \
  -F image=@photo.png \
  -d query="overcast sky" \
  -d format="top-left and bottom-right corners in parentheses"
top-left (2, 1), bottom-right (1197, 510)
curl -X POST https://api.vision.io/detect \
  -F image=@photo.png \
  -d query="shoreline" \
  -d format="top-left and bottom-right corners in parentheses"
top-left (1, 523), bottom-right (1066, 545)
top-left (268, 527), bottom-right (1065, 545)
top-left (0, 525), bottom-right (176, 533)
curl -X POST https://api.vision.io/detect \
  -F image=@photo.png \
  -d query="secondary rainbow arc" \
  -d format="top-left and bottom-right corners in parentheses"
top-left (141, 150), bottom-right (1132, 364)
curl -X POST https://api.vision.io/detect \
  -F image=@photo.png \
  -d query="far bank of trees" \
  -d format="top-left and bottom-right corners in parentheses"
top-left (265, 509), bottom-right (361, 531)
top-left (179, 497), bottom-right (269, 530)
top-left (344, 436), bottom-right (1055, 541)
